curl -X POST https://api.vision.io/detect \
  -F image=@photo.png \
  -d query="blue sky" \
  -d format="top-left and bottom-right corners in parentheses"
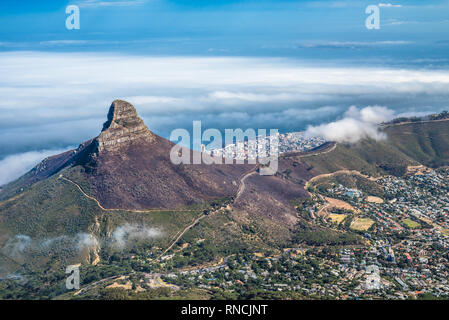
top-left (0, 0), bottom-right (448, 63)
top-left (0, 0), bottom-right (449, 184)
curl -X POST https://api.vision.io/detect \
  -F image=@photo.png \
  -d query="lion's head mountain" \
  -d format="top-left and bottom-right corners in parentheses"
top-left (1, 100), bottom-right (449, 298)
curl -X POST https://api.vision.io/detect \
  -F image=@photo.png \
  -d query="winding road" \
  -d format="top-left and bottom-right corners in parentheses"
top-left (57, 142), bottom-right (340, 262)
top-left (156, 212), bottom-right (209, 260)
top-left (64, 141), bottom-right (342, 296)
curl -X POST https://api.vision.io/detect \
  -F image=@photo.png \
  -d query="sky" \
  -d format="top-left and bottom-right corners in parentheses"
top-left (0, 0), bottom-right (449, 185)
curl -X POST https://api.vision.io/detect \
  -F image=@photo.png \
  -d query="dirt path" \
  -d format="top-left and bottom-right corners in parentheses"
top-left (235, 170), bottom-right (257, 201)
top-left (64, 142), bottom-right (343, 296)
top-left (61, 142), bottom-right (341, 262)
top-left (155, 163), bottom-right (262, 260)
top-left (74, 274), bottom-right (126, 296)
top-left (317, 202), bottom-right (331, 216)
top-left (0, 193), bottom-right (25, 208)
top-left (59, 176), bottom-right (197, 213)
top-left (299, 142), bottom-right (337, 158)
top-left (60, 163), bottom-right (257, 265)
top-left (156, 213), bottom-right (208, 260)
top-left (234, 142), bottom-right (338, 201)
top-left (304, 169), bottom-right (380, 191)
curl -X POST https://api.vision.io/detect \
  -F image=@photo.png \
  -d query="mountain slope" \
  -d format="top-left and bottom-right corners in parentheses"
top-left (1, 101), bottom-right (449, 299)
top-left (2, 104), bottom-right (449, 237)
top-left (299, 119), bottom-right (449, 177)
top-left (0, 100), bottom-right (253, 210)
top-left (385, 119), bottom-right (449, 168)
top-left (0, 100), bottom-right (309, 255)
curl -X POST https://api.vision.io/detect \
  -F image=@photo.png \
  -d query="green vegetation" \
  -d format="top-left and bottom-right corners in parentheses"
top-left (292, 222), bottom-right (361, 246)
top-left (93, 287), bottom-right (210, 300)
top-left (303, 141), bottom-right (414, 177)
top-left (310, 173), bottom-right (385, 198)
top-left (1, 118), bottom-right (449, 300)
top-left (385, 120), bottom-right (449, 168)
top-left (303, 119), bottom-right (449, 176)
top-left (402, 218), bottom-right (421, 229)
top-left (388, 110), bottom-right (449, 125)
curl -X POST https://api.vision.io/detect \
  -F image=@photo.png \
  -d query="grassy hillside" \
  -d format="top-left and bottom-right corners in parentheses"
top-left (309, 173), bottom-right (385, 198)
top-left (302, 140), bottom-right (417, 177)
top-left (302, 120), bottom-right (449, 176)
top-left (1, 118), bottom-right (448, 299)
top-left (384, 119), bottom-right (449, 168)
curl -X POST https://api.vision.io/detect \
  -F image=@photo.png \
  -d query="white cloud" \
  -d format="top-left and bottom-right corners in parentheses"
top-left (301, 41), bottom-right (411, 48)
top-left (305, 106), bottom-right (396, 143)
top-left (76, 233), bottom-right (100, 251)
top-left (379, 3), bottom-right (403, 8)
top-left (205, 91), bottom-right (321, 104)
top-left (75, 0), bottom-right (148, 8)
top-left (0, 51), bottom-right (448, 161)
top-left (345, 105), bottom-right (395, 124)
top-left (1, 235), bottom-right (31, 260)
top-left (110, 224), bottom-right (162, 249)
top-left (0, 148), bottom-right (71, 186)
top-left (39, 40), bottom-right (91, 46)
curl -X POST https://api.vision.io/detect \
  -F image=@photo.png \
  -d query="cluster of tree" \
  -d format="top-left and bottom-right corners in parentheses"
top-left (292, 224), bottom-right (361, 246)
top-left (97, 287), bottom-right (172, 300)
top-left (387, 110), bottom-right (449, 125)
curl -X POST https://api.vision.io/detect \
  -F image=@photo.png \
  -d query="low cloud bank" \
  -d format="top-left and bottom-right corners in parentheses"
top-left (0, 224), bottom-right (162, 265)
top-left (110, 223), bottom-right (162, 249)
top-left (1, 52), bottom-right (448, 161)
top-left (0, 148), bottom-right (71, 186)
top-left (0, 235), bottom-right (32, 261)
top-left (305, 106), bottom-right (395, 143)
top-left (1, 233), bottom-right (99, 260)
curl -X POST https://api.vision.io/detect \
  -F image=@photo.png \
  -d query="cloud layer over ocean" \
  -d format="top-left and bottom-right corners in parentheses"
top-left (0, 148), bottom-right (72, 186)
top-left (1, 51), bottom-right (449, 184)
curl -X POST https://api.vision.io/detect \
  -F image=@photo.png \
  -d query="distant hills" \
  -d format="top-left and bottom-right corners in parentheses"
top-left (300, 118), bottom-right (449, 177)
top-left (384, 110), bottom-right (449, 125)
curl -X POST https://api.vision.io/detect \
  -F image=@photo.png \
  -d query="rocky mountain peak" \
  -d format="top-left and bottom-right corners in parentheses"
top-left (95, 100), bottom-right (155, 152)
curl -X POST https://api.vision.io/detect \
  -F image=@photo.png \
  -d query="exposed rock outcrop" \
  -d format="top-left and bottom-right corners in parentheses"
top-left (95, 100), bottom-right (155, 152)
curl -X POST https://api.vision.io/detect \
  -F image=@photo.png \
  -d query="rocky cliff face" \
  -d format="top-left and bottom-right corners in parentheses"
top-left (95, 100), bottom-right (155, 152)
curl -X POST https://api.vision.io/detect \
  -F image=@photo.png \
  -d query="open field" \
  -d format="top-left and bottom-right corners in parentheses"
top-left (328, 214), bottom-right (347, 224)
top-left (402, 218), bottom-right (421, 229)
top-left (350, 218), bottom-right (374, 231)
top-left (325, 197), bottom-right (358, 212)
top-left (366, 196), bottom-right (384, 204)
